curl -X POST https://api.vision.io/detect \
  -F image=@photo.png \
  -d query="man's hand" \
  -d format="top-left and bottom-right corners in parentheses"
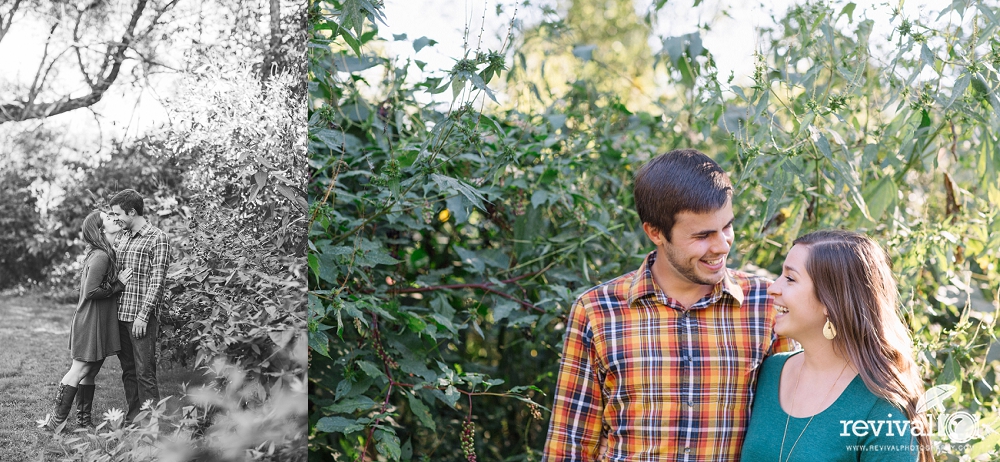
top-left (132, 319), bottom-right (148, 338)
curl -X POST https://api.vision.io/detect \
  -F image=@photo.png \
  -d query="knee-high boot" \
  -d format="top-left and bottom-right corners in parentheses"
top-left (43, 384), bottom-right (78, 431)
top-left (75, 384), bottom-right (96, 428)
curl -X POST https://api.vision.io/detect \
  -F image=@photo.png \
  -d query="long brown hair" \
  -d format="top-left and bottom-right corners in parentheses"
top-left (794, 230), bottom-right (931, 461)
top-left (82, 210), bottom-right (118, 285)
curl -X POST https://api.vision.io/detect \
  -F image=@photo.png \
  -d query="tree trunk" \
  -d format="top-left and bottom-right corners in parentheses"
top-left (262, 0), bottom-right (281, 82)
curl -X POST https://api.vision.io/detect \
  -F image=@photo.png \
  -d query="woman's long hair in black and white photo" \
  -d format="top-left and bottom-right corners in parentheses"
top-left (81, 211), bottom-right (118, 286)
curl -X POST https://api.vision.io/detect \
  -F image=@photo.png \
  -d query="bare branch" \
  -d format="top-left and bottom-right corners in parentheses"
top-left (73, 1), bottom-right (105, 88)
top-left (0, 0), bottom-right (23, 44)
top-left (0, 0), bottom-right (149, 124)
top-left (25, 22), bottom-right (62, 111)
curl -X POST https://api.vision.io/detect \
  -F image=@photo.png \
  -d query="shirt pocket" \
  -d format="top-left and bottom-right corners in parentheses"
top-left (704, 322), bottom-right (765, 405)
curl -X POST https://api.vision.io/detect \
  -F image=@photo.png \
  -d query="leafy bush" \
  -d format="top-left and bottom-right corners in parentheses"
top-left (0, 169), bottom-right (51, 290)
top-left (48, 55), bottom-right (309, 462)
top-left (53, 359), bottom-right (307, 462)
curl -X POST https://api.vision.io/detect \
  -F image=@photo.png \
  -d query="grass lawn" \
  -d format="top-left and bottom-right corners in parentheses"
top-left (0, 292), bottom-right (208, 462)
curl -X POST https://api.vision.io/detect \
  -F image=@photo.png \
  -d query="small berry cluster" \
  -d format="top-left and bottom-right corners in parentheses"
top-left (528, 403), bottom-right (542, 420)
top-left (372, 338), bottom-right (398, 369)
top-left (461, 420), bottom-right (477, 462)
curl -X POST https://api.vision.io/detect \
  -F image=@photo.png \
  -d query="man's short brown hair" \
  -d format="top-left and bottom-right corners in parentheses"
top-left (109, 188), bottom-right (145, 216)
top-left (633, 149), bottom-right (733, 241)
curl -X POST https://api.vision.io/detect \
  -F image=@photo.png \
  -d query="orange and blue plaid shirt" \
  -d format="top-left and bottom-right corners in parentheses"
top-left (542, 251), bottom-right (797, 462)
top-left (116, 222), bottom-right (170, 323)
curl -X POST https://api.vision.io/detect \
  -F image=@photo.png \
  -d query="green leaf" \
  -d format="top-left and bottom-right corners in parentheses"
top-left (356, 360), bottom-right (387, 381)
top-left (492, 299), bottom-right (518, 323)
top-left (920, 43), bottom-right (935, 69)
top-left (405, 313), bottom-right (427, 334)
top-left (863, 175), bottom-right (897, 222)
top-left (758, 169), bottom-right (788, 235)
top-left (340, 27), bottom-right (362, 57)
top-left (840, 2), bottom-right (856, 22)
top-left (430, 174), bottom-right (488, 211)
top-left (440, 385), bottom-right (461, 408)
top-left (531, 190), bottom-right (549, 208)
top-left (312, 128), bottom-right (346, 152)
top-left (335, 54), bottom-right (382, 72)
top-left (309, 329), bottom-right (330, 357)
top-left (326, 396), bottom-right (377, 414)
top-left (936, 354), bottom-right (961, 390)
top-left (469, 72), bottom-right (498, 103)
top-left (398, 356), bottom-right (436, 382)
top-left (947, 73), bottom-right (971, 108)
top-left (375, 429), bottom-right (401, 461)
top-left (355, 244), bottom-right (402, 267)
top-left (308, 293), bottom-right (327, 318)
top-left (572, 44), bottom-right (596, 61)
top-left (406, 393), bottom-right (436, 431)
top-left (454, 246), bottom-right (485, 273)
top-left (316, 416), bottom-right (365, 434)
top-left (413, 36), bottom-right (437, 53)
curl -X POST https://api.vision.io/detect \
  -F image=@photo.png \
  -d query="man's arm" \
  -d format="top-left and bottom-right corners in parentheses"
top-left (136, 232), bottom-right (169, 324)
top-left (542, 299), bottom-right (605, 462)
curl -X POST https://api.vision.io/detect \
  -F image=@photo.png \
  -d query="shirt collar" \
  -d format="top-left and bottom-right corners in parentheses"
top-left (127, 222), bottom-right (153, 237)
top-left (627, 251), bottom-right (744, 308)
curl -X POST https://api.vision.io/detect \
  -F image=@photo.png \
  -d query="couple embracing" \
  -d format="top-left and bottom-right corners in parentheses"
top-left (42, 189), bottom-right (169, 431)
top-left (542, 150), bottom-right (932, 461)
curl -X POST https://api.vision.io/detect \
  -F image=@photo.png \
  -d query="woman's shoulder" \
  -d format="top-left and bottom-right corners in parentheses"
top-left (762, 350), bottom-right (801, 371)
top-left (862, 390), bottom-right (909, 420)
top-left (85, 248), bottom-right (112, 264)
top-left (756, 350), bottom-right (801, 386)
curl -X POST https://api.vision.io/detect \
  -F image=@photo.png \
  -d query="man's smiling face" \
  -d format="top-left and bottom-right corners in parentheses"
top-left (109, 204), bottom-right (133, 231)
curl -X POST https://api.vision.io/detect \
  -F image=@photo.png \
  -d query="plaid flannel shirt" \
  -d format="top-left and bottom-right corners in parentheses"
top-left (542, 251), bottom-right (797, 462)
top-left (116, 222), bottom-right (170, 323)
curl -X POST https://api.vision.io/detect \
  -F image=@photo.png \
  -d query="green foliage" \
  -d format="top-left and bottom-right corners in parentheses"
top-left (310, 0), bottom-right (1000, 460)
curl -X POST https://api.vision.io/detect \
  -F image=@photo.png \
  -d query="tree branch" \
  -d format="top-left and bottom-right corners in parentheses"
top-left (0, 0), bottom-right (22, 44)
top-left (262, 0), bottom-right (281, 82)
top-left (0, 0), bottom-right (149, 124)
top-left (389, 272), bottom-right (545, 314)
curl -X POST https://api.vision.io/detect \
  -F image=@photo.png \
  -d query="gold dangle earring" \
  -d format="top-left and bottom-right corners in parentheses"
top-left (823, 317), bottom-right (837, 340)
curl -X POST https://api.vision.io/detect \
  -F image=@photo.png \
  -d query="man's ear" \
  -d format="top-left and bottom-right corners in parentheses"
top-left (642, 222), bottom-right (666, 246)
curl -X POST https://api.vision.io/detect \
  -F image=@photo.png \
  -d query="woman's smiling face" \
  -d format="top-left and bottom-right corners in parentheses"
top-left (768, 244), bottom-right (828, 341)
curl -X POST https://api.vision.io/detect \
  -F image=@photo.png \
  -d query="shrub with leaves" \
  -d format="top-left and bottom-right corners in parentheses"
top-left (50, 56), bottom-right (309, 461)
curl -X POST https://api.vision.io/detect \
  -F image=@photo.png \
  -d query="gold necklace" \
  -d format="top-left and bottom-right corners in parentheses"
top-left (778, 358), bottom-right (850, 462)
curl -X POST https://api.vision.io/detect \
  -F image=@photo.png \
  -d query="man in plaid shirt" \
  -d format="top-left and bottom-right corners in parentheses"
top-left (109, 189), bottom-right (170, 424)
top-left (542, 150), bottom-right (796, 461)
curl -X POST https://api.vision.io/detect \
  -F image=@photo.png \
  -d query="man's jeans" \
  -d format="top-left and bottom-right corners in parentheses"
top-left (118, 316), bottom-right (160, 423)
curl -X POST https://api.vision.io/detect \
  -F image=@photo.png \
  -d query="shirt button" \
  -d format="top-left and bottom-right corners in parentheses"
top-left (687, 401), bottom-right (693, 407)
top-left (684, 448), bottom-right (691, 454)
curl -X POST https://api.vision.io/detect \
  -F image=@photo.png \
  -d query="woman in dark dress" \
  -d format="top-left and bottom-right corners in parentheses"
top-left (43, 210), bottom-right (132, 431)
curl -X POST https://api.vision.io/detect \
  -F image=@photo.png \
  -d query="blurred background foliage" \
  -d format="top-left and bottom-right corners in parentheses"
top-left (309, 0), bottom-right (1000, 460)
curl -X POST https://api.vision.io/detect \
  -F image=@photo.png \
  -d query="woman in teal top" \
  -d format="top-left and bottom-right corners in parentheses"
top-left (741, 231), bottom-right (931, 461)
top-left (742, 352), bottom-right (918, 461)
